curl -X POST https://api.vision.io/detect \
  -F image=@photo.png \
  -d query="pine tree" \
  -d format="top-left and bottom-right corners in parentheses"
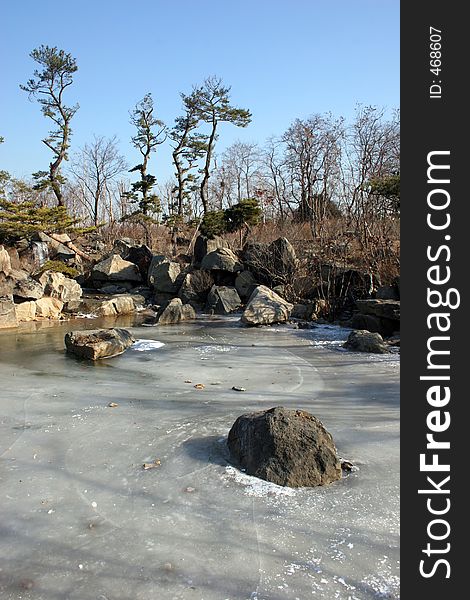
top-left (20, 46), bottom-right (79, 207)
top-left (196, 77), bottom-right (251, 213)
top-left (0, 199), bottom-right (79, 242)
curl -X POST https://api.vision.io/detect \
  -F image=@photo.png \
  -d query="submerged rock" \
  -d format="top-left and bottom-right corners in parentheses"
top-left (241, 285), bottom-right (293, 326)
top-left (65, 328), bottom-right (135, 360)
top-left (228, 406), bottom-right (342, 487)
top-left (343, 329), bottom-right (389, 354)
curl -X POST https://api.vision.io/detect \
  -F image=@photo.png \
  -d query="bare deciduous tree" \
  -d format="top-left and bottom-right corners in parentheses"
top-left (70, 136), bottom-right (127, 226)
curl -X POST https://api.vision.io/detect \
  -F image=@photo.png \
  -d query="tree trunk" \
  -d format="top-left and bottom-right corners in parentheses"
top-left (200, 117), bottom-right (217, 214)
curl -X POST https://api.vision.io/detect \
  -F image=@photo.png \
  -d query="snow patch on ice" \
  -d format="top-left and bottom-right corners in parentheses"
top-left (132, 339), bottom-right (165, 351)
top-left (196, 344), bottom-right (233, 355)
top-left (224, 466), bottom-right (296, 497)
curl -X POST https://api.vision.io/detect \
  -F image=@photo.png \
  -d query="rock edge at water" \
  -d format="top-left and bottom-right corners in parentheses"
top-left (64, 328), bottom-right (135, 360)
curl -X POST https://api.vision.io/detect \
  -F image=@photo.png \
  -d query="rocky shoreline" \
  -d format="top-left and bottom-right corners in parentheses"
top-left (1, 235), bottom-right (400, 348)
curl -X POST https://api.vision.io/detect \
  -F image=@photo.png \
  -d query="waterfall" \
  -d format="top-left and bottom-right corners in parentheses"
top-left (31, 241), bottom-right (49, 266)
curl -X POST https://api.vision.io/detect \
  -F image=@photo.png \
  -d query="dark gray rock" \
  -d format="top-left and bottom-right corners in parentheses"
top-left (356, 299), bottom-right (400, 321)
top-left (112, 238), bottom-right (135, 257)
top-left (242, 238), bottom-right (297, 287)
top-left (354, 299), bottom-right (400, 336)
top-left (206, 285), bottom-right (241, 315)
top-left (99, 284), bottom-right (131, 295)
top-left (65, 328), bottom-right (135, 360)
top-left (376, 285), bottom-right (400, 301)
top-left (343, 329), bottom-right (389, 354)
top-left (178, 271), bottom-right (214, 307)
top-left (228, 406), bottom-right (342, 488)
top-left (235, 270), bottom-right (257, 299)
top-left (270, 237), bottom-right (298, 276)
top-left (126, 245), bottom-right (153, 279)
top-left (350, 313), bottom-right (382, 334)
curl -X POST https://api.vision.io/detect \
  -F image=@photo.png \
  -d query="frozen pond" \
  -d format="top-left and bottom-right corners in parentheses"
top-left (0, 316), bottom-right (399, 600)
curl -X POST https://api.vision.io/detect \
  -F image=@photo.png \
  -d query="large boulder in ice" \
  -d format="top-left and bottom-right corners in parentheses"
top-left (241, 285), bottom-right (293, 326)
top-left (228, 406), bottom-right (341, 488)
top-left (65, 328), bottom-right (135, 360)
top-left (155, 298), bottom-right (196, 325)
top-left (343, 329), bottom-right (389, 354)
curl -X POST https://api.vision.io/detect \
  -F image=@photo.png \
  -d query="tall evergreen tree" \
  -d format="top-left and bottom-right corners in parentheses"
top-left (196, 77), bottom-right (251, 213)
top-left (21, 46), bottom-right (79, 207)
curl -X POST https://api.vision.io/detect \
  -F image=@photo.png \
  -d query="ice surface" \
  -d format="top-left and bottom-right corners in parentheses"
top-left (0, 316), bottom-right (399, 599)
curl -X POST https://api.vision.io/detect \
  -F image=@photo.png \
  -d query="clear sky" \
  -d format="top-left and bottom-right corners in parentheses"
top-left (1, 0), bottom-right (399, 184)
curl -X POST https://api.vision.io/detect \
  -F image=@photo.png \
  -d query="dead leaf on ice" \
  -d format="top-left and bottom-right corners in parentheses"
top-left (143, 459), bottom-right (161, 470)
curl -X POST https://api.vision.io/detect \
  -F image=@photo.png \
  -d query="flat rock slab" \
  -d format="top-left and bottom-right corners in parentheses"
top-left (64, 328), bottom-right (135, 360)
top-left (228, 406), bottom-right (342, 487)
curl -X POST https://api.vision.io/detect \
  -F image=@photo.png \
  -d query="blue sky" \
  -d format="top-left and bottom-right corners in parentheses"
top-left (1, 0), bottom-right (399, 183)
